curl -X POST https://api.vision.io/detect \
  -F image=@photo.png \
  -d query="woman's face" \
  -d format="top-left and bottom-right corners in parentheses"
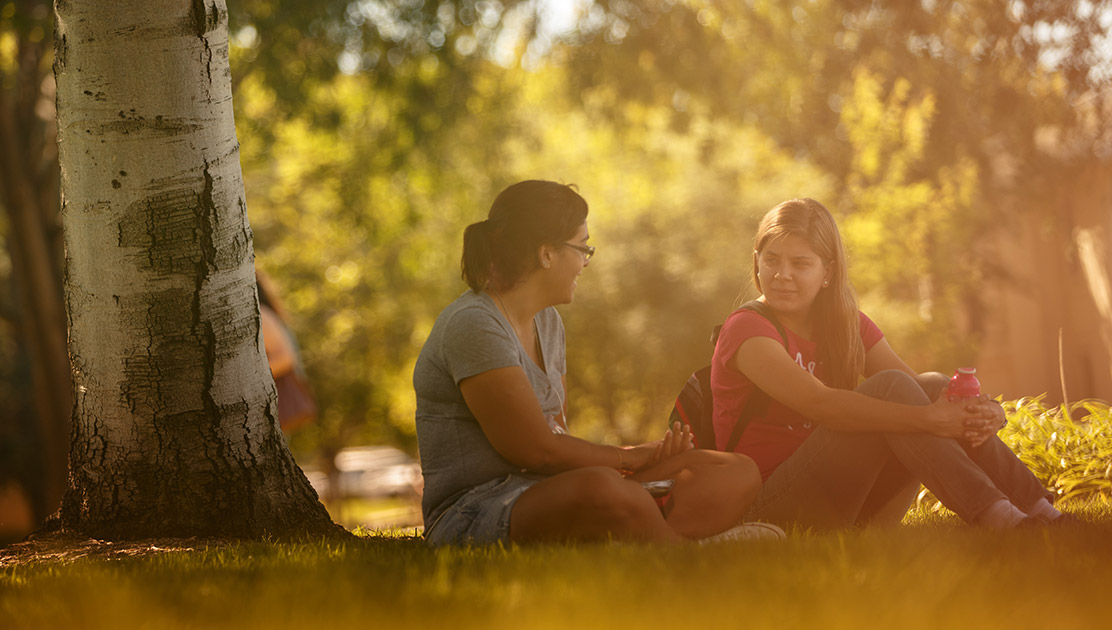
top-left (547, 221), bottom-right (591, 304)
top-left (756, 233), bottom-right (830, 317)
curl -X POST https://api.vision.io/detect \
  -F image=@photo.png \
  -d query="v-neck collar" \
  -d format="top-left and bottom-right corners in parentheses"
top-left (483, 292), bottom-right (546, 373)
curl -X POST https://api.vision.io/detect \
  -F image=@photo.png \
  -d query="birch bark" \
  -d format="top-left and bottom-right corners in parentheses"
top-left (52, 0), bottom-right (338, 538)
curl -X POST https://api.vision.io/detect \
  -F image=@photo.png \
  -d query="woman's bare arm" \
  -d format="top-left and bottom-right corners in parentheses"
top-left (732, 336), bottom-right (972, 437)
top-left (460, 367), bottom-right (671, 474)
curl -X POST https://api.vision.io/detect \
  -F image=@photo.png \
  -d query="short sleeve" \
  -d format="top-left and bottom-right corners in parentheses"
top-left (440, 305), bottom-right (521, 384)
top-left (859, 312), bottom-right (884, 351)
top-left (715, 309), bottom-right (785, 366)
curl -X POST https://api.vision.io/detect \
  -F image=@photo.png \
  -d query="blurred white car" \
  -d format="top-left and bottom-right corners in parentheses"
top-left (308, 446), bottom-right (422, 501)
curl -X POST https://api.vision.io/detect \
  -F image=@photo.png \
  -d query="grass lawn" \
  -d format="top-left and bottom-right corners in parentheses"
top-left (2, 503), bottom-right (1110, 630)
top-left (3, 398), bottom-right (1109, 629)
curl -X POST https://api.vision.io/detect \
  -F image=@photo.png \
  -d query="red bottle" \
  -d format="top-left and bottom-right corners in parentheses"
top-left (947, 367), bottom-right (981, 401)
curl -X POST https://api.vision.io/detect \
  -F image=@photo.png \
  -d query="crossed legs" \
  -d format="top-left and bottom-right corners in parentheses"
top-left (508, 449), bottom-right (761, 543)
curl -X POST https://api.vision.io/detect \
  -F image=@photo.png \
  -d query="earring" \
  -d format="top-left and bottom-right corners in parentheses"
top-left (542, 261), bottom-right (550, 269)
top-left (823, 281), bottom-right (829, 287)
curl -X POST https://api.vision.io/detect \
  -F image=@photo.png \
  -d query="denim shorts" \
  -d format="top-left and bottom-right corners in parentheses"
top-left (424, 474), bottom-right (542, 546)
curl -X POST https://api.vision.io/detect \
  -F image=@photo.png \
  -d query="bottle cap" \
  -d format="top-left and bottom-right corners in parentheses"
top-left (957, 367), bottom-right (977, 375)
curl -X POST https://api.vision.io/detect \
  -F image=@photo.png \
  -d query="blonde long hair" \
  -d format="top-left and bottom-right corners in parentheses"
top-left (751, 198), bottom-right (864, 389)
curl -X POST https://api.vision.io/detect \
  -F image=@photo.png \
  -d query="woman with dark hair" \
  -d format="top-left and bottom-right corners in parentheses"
top-left (414, 180), bottom-right (775, 545)
top-left (712, 198), bottom-right (1069, 530)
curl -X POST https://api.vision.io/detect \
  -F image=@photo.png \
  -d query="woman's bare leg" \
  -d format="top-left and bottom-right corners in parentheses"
top-left (509, 467), bottom-right (686, 543)
top-left (632, 450), bottom-right (762, 539)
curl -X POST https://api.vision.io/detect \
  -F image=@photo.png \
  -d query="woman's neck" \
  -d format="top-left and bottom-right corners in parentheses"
top-left (487, 283), bottom-right (545, 330)
top-left (761, 298), bottom-right (814, 341)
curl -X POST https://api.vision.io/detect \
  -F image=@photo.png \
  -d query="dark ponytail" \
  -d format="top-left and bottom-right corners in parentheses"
top-left (461, 219), bottom-right (496, 292)
top-left (460, 180), bottom-right (588, 292)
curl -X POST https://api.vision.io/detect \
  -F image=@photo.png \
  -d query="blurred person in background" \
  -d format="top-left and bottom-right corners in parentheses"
top-left (257, 270), bottom-right (317, 435)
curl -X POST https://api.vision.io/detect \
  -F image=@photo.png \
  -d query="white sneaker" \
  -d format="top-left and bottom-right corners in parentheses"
top-left (699, 522), bottom-right (786, 544)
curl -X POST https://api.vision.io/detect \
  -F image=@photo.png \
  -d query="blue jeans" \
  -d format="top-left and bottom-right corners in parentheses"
top-left (744, 370), bottom-right (1053, 529)
top-left (424, 474), bottom-right (541, 546)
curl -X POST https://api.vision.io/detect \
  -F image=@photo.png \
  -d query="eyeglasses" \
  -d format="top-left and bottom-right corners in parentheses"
top-left (563, 242), bottom-right (595, 261)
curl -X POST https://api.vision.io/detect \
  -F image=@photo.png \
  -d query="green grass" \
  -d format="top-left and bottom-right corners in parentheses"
top-left (2, 398), bottom-right (1110, 630)
top-left (3, 513), bottom-right (1111, 630)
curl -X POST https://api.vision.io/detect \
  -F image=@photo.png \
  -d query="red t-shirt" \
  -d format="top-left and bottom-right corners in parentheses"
top-left (710, 308), bottom-right (884, 479)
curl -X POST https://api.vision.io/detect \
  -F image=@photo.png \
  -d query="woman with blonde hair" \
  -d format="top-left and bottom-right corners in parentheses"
top-left (711, 198), bottom-right (1069, 529)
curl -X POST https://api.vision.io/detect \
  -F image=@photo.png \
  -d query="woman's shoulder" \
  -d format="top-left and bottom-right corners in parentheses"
top-left (723, 306), bottom-right (779, 332)
top-left (421, 291), bottom-right (518, 370)
top-left (441, 289), bottom-right (491, 315)
top-left (436, 291), bottom-right (503, 335)
top-left (718, 307), bottom-right (784, 349)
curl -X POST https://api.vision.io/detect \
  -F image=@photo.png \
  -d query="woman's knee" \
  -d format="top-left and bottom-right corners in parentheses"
top-left (715, 452), bottom-right (761, 494)
top-left (670, 448), bottom-right (743, 472)
top-left (562, 467), bottom-right (656, 524)
top-left (917, 371), bottom-right (949, 401)
top-left (857, 370), bottom-right (930, 405)
top-left (671, 451), bottom-right (762, 506)
top-left (672, 449), bottom-right (758, 483)
top-left (727, 454), bottom-right (762, 503)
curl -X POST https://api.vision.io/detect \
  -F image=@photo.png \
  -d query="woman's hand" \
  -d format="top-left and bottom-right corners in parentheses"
top-left (619, 422), bottom-right (694, 473)
top-left (960, 395), bottom-right (1007, 448)
top-left (655, 421), bottom-right (694, 462)
top-left (920, 395), bottom-right (1005, 444)
top-left (919, 396), bottom-right (982, 439)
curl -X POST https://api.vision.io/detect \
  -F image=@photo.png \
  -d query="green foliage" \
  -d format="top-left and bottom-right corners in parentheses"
top-left (237, 64), bottom-right (520, 454)
top-left (239, 61), bottom-right (833, 448)
top-left (838, 68), bottom-right (983, 368)
top-left (567, 0), bottom-right (1112, 372)
top-left (227, 0), bottom-right (536, 153)
top-left (237, 0), bottom-right (1112, 454)
top-left (5, 519), bottom-right (1112, 629)
top-left (1001, 397), bottom-right (1112, 504)
top-left (916, 397), bottom-right (1112, 513)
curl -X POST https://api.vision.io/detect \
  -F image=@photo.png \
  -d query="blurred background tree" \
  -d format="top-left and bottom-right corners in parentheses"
top-left (0, 0), bottom-right (65, 529)
top-left (566, 0), bottom-right (1112, 370)
top-left (2, 0), bottom-right (1111, 532)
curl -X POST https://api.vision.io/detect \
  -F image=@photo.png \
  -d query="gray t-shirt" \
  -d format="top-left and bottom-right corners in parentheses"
top-left (413, 290), bottom-right (567, 528)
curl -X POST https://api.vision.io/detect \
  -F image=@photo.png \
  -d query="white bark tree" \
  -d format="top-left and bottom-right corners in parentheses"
top-left (51, 0), bottom-right (338, 538)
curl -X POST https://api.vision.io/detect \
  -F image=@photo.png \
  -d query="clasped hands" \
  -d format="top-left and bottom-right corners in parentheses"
top-left (959, 395), bottom-right (1007, 449)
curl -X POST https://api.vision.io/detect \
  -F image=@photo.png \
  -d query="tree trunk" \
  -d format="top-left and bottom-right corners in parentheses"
top-left (51, 0), bottom-right (339, 539)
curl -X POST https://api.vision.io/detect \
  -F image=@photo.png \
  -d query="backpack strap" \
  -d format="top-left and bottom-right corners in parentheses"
top-left (721, 300), bottom-right (790, 453)
top-left (710, 301), bottom-right (788, 346)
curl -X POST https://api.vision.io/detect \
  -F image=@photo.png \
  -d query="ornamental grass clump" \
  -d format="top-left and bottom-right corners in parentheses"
top-left (1000, 396), bottom-right (1112, 504)
top-left (915, 396), bottom-right (1112, 514)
